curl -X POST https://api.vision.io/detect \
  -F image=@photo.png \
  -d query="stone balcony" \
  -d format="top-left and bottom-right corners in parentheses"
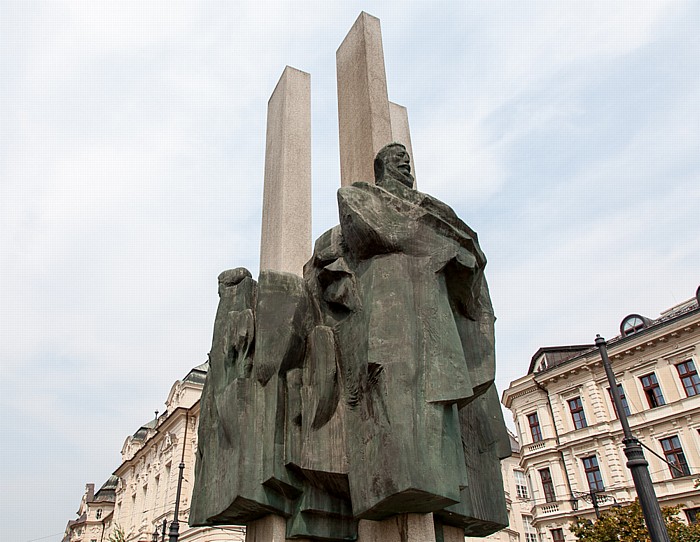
top-left (522, 437), bottom-right (558, 458)
top-left (532, 498), bottom-right (579, 522)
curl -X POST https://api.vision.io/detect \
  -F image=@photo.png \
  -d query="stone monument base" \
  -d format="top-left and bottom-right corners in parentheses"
top-left (245, 515), bottom-right (309, 542)
top-left (244, 513), bottom-right (467, 542)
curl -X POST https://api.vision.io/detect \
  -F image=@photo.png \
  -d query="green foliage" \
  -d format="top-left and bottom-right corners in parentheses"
top-left (570, 500), bottom-right (700, 542)
top-left (107, 524), bottom-right (127, 542)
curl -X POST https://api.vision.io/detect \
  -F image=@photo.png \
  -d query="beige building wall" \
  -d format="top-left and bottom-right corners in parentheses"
top-left (503, 288), bottom-right (700, 542)
top-left (106, 364), bottom-right (245, 542)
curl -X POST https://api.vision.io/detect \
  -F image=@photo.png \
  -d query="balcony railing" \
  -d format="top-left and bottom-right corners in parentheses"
top-left (526, 441), bottom-right (546, 452)
top-left (533, 499), bottom-right (578, 519)
top-left (540, 503), bottom-right (559, 514)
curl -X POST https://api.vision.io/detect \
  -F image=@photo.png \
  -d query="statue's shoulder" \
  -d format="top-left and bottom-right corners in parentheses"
top-left (419, 194), bottom-right (479, 241)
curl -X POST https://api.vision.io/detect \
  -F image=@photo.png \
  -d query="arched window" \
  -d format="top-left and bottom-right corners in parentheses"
top-left (620, 314), bottom-right (648, 336)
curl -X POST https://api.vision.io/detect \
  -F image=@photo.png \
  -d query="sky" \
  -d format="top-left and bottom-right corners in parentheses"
top-left (1, 1), bottom-right (699, 541)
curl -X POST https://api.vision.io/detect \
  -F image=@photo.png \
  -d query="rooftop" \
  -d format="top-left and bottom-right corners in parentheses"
top-left (530, 286), bottom-right (700, 375)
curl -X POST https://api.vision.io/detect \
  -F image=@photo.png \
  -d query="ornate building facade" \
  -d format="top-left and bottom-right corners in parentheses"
top-left (64, 363), bottom-right (245, 542)
top-left (62, 477), bottom-right (118, 542)
top-left (503, 286), bottom-right (700, 541)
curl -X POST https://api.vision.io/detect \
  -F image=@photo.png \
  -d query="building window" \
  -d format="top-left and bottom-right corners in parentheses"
top-left (551, 528), bottom-right (565, 542)
top-left (582, 456), bottom-right (604, 492)
top-left (515, 470), bottom-right (529, 499)
top-left (96, 509), bottom-right (102, 520)
top-left (539, 468), bottom-right (556, 503)
top-left (607, 384), bottom-right (631, 418)
top-left (621, 315), bottom-right (646, 336)
top-left (523, 516), bottom-right (539, 542)
top-left (568, 397), bottom-right (587, 429)
top-left (640, 373), bottom-right (665, 408)
top-left (685, 507), bottom-right (699, 524)
top-left (528, 412), bottom-right (543, 442)
top-left (676, 360), bottom-right (700, 397)
top-left (660, 436), bottom-right (690, 478)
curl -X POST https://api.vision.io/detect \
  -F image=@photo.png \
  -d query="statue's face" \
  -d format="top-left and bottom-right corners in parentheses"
top-left (383, 146), bottom-right (413, 188)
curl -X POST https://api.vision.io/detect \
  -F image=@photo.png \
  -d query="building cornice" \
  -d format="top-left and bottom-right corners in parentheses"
top-left (113, 401), bottom-right (201, 477)
top-left (531, 314), bottom-right (700, 385)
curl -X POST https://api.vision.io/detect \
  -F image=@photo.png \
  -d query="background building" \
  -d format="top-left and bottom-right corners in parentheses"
top-left (503, 286), bottom-right (700, 541)
top-left (64, 363), bottom-right (245, 542)
top-left (62, 476), bottom-right (117, 542)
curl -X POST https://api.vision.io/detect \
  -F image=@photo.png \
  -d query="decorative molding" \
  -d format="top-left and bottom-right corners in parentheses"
top-left (662, 344), bottom-right (696, 363)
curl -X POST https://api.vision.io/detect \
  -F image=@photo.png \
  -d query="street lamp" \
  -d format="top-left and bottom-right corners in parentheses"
top-left (168, 412), bottom-right (190, 542)
top-left (168, 461), bottom-right (186, 542)
top-left (595, 335), bottom-right (670, 542)
top-left (571, 490), bottom-right (616, 519)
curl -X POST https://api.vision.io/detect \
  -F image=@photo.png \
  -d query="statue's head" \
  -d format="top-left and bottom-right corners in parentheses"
top-left (374, 143), bottom-right (414, 188)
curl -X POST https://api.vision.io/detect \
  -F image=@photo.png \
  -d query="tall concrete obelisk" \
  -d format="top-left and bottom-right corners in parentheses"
top-left (259, 66), bottom-right (312, 276)
top-left (389, 102), bottom-right (415, 182)
top-left (336, 12), bottom-right (415, 187)
top-left (336, 12), bottom-right (392, 187)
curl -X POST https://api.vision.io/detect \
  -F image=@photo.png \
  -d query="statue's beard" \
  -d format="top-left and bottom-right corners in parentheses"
top-left (384, 164), bottom-right (414, 188)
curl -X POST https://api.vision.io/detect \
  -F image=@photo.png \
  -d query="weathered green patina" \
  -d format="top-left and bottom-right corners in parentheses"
top-left (190, 145), bottom-right (511, 540)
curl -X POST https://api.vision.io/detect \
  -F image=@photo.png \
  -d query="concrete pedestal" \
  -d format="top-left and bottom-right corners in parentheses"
top-left (244, 513), bottom-right (465, 542)
top-left (357, 513), bottom-right (437, 542)
top-left (442, 524), bottom-right (466, 542)
top-left (245, 515), bottom-right (311, 542)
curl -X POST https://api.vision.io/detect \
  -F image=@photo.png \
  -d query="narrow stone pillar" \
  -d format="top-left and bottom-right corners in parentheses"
top-left (336, 12), bottom-right (393, 186)
top-left (389, 101), bottom-right (416, 187)
top-left (260, 66), bottom-right (312, 276)
top-left (245, 515), bottom-right (287, 542)
top-left (245, 514), bottom-right (311, 542)
top-left (442, 525), bottom-right (466, 542)
top-left (357, 513), bottom-right (437, 542)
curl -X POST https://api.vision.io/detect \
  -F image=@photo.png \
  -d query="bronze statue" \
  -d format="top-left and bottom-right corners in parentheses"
top-left (191, 145), bottom-right (511, 540)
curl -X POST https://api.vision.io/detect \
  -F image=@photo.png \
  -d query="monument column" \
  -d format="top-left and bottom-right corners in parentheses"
top-left (336, 12), bottom-right (416, 187)
top-left (259, 66), bottom-right (312, 276)
top-left (389, 102), bottom-right (416, 185)
top-left (336, 12), bottom-right (392, 186)
top-left (357, 514), bottom-right (437, 542)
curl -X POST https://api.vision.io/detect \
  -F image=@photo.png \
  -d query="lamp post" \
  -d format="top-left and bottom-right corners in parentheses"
top-left (595, 335), bottom-right (670, 542)
top-left (168, 412), bottom-right (189, 542)
top-left (571, 490), bottom-right (617, 519)
top-left (590, 490), bottom-right (601, 519)
top-left (168, 461), bottom-right (186, 542)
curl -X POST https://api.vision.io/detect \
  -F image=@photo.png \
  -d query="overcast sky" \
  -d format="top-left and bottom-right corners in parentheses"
top-left (2, 2), bottom-right (699, 541)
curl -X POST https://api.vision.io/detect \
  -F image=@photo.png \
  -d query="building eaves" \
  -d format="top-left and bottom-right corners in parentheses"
top-left (507, 429), bottom-right (520, 454)
top-left (532, 295), bottom-right (699, 376)
top-left (113, 401), bottom-right (201, 477)
top-left (527, 345), bottom-right (593, 374)
top-left (183, 361), bottom-right (209, 385)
